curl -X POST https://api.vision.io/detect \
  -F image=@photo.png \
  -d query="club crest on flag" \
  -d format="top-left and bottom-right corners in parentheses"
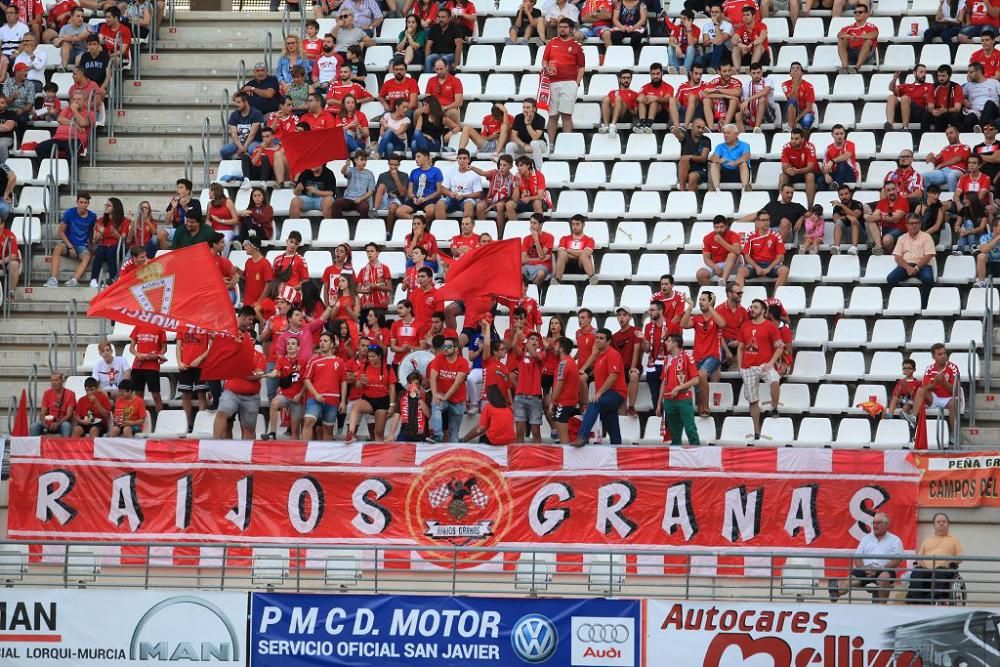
top-left (128, 261), bottom-right (176, 314)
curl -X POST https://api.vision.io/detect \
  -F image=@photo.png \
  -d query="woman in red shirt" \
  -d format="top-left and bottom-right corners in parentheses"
top-left (329, 274), bottom-right (361, 323)
top-left (207, 183), bottom-right (239, 254)
top-left (239, 187), bottom-right (275, 242)
top-left (345, 345), bottom-right (397, 442)
top-left (411, 0), bottom-right (439, 29)
top-left (339, 94), bottom-right (370, 153)
top-left (405, 216), bottom-right (440, 271)
top-left (363, 309), bottom-right (392, 349)
top-left (90, 197), bottom-right (128, 287)
top-left (462, 385), bottom-right (516, 445)
top-left (128, 200), bottom-right (159, 259)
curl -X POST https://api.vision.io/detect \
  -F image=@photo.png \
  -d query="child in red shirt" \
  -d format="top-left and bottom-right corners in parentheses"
top-left (266, 336), bottom-right (305, 440)
top-left (396, 370), bottom-right (430, 441)
top-left (887, 358), bottom-right (921, 426)
top-left (109, 379), bottom-right (147, 437)
top-left (72, 377), bottom-right (111, 437)
top-left (463, 385), bottom-right (516, 445)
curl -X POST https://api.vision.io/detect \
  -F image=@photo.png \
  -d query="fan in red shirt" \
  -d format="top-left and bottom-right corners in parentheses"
top-left (554, 214), bottom-right (596, 282)
top-left (731, 7), bottom-right (769, 71)
top-left (356, 243), bottom-right (393, 312)
top-left (379, 62), bottom-right (420, 112)
top-left (675, 67), bottom-right (706, 120)
top-left (655, 334), bottom-right (702, 446)
top-left (722, 0), bottom-right (757, 25)
top-left (837, 6), bottom-right (878, 70)
top-left (265, 336), bottom-right (305, 440)
top-left (914, 343), bottom-right (962, 438)
top-left (737, 299), bottom-right (784, 437)
top-left (425, 60), bottom-right (464, 123)
top-left (98, 8), bottom-right (132, 59)
top-left (427, 337), bottom-right (471, 442)
top-left (779, 129), bottom-right (818, 206)
top-left (955, 154), bottom-right (993, 205)
top-left (410, 266), bottom-right (443, 333)
top-left (31, 372), bottom-right (75, 437)
top-left (267, 99), bottom-right (301, 138)
top-left (651, 274), bottom-right (686, 335)
top-left (822, 124), bottom-right (859, 188)
top-left (300, 95), bottom-right (338, 130)
top-left (865, 181), bottom-right (910, 252)
top-left (635, 63), bottom-right (674, 132)
top-left (325, 64), bottom-right (373, 113)
top-left (600, 70), bottom-right (639, 132)
top-left (520, 213), bottom-right (555, 284)
top-left (572, 329), bottom-right (627, 447)
top-left (927, 69), bottom-right (965, 132)
top-left (781, 63), bottom-right (815, 130)
top-left (464, 385), bottom-right (516, 445)
top-left (887, 65), bottom-right (934, 129)
top-left (129, 323), bottom-right (167, 413)
top-left (512, 332), bottom-right (546, 442)
top-left (717, 284), bottom-right (748, 363)
top-left (272, 234), bottom-right (310, 298)
top-left (109, 380), bottom-right (147, 437)
top-left (302, 331), bottom-right (348, 440)
top-left (241, 238), bottom-right (273, 308)
top-left (972, 33), bottom-right (1000, 78)
top-left (887, 357), bottom-right (921, 422)
top-left (390, 299), bottom-right (422, 363)
top-left (176, 328), bottom-right (211, 430)
top-left (73, 378), bottom-right (112, 437)
top-left (736, 211), bottom-right (789, 290)
top-left (506, 156), bottom-right (552, 222)
top-left (698, 216), bottom-right (742, 286)
top-left (681, 292), bottom-right (726, 417)
top-left (700, 63), bottom-right (743, 128)
top-left (497, 285), bottom-right (543, 331)
top-left (610, 307), bottom-right (642, 416)
top-left (450, 217), bottom-right (480, 259)
top-left (345, 345), bottom-right (397, 442)
top-left (541, 21), bottom-right (585, 144)
top-left (549, 337), bottom-right (580, 444)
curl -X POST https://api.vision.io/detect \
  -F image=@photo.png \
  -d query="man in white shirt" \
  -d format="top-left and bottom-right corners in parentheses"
top-left (963, 62), bottom-right (1000, 131)
top-left (537, 0), bottom-right (580, 42)
top-left (829, 512), bottom-right (905, 603)
top-left (435, 149), bottom-right (483, 220)
top-left (0, 6), bottom-right (28, 59)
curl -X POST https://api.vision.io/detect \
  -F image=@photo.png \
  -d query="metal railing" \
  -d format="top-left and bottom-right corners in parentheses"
top-left (985, 275), bottom-right (995, 394)
top-left (46, 331), bottom-right (59, 375)
top-left (968, 339), bottom-right (977, 435)
top-left (219, 87), bottom-right (229, 146)
top-left (26, 364), bottom-right (37, 423)
top-left (264, 32), bottom-right (273, 73)
top-left (236, 59), bottom-right (247, 90)
top-left (5, 396), bottom-right (15, 435)
top-left (200, 117), bottom-right (211, 189)
top-left (67, 299), bottom-right (79, 371)
top-left (20, 213), bottom-right (33, 289)
top-left (184, 144), bottom-right (194, 184)
top-left (0, 540), bottom-right (994, 606)
top-left (0, 234), bottom-right (12, 319)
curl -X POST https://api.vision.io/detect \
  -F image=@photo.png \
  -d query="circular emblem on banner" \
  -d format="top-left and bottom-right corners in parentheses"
top-left (404, 450), bottom-right (514, 567)
top-left (511, 614), bottom-right (558, 663)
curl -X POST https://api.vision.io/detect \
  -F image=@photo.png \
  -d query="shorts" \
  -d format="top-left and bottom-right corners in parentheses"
top-left (744, 264), bottom-right (782, 279)
top-left (548, 80), bottom-right (579, 115)
top-left (988, 260), bottom-right (1000, 277)
top-left (514, 394), bottom-right (544, 425)
top-left (61, 241), bottom-right (90, 257)
top-left (851, 568), bottom-right (897, 587)
top-left (737, 51), bottom-right (770, 67)
top-left (697, 356), bottom-right (722, 376)
top-left (131, 369), bottom-right (162, 395)
top-left (719, 166), bottom-right (744, 183)
top-left (401, 197), bottom-right (438, 212)
top-left (846, 46), bottom-right (876, 65)
top-left (740, 365), bottom-right (780, 403)
top-left (305, 398), bottom-right (339, 425)
top-left (579, 25), bottom-right (611, 38)
top-left (678, 104), bottom-right (705, 121)
top-left (929, 393), bottom-right (954, 409)
top-left (522, 264), bottom-right (550, 281)
top-left (272, 393), bottom-right (304, 420)
top-left (541, 373), bottom-right (554, 394)
top-left (443, 196), bottom-right (476, 213)
top-left (218, 390), bottom-right (260, 427)
top-left (553, 404), bottom-right (579, 422)
top-left (770, 0), bottom-right (788, 10)
top-left (177, 367), bottom-right (208, 393)
top-left (884, 227), bottom-right (905, 240)
top-left (363, 395), bottom-right (391, 411)
top-left (297, 194), bottom-right (326, 211)
top-left (515, 200), bottom-right (544, 214)
top-left (608, 89), bottom-right (639, 112)
top-left (480, 139), bottom-right (498, 153)
top-left (376, 194), bottom-right (402, 215)
top-left (787, 172), bottom-right (816, 185)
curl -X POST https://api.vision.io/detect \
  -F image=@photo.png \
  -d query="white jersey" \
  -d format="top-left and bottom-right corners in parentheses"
top-left (741, 75), bottom-right (778, 125)
top-left (316, 54), bottom-right (340, 85)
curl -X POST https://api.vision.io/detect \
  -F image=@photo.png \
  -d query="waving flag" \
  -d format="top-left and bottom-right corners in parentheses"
top-left (438, 238), bottom-right (522, 324)
top-left (87, 244), bottom-right (238, 336)
top-left (280, 126), bottom-right (348, 178)
top-left (200, 334), bottom-right (255, 382)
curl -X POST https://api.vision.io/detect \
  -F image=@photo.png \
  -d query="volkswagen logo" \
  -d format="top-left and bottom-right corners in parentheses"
top-left (576, 623), bottom-right (630, 644)
top-left (511, 614), bottom-right (558, 663)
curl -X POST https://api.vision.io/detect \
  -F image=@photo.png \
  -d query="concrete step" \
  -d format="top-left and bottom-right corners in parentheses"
top-left (122, 78), bottom-right (238, 106)
top-left (961, 426), bottom-right (1000, 447)
top-left (0, 316), bottom-right (104, 336)
top-left (170, 11), bottom-right (285, 26)
top-left (96, 135), bottom-right (222, 161)
top-left (78, 164), bottom-right (199, 188)
top-left (103, 108), bottom-right (220, 135)
top-left (141, 51), bottom-right (260, 74)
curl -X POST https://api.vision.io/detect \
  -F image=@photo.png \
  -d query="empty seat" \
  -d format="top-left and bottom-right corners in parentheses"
top-left (873, 419), bottom-right (911, 449)
top-left (829, 351), bottom-right (866, 381)
top-left (808, 285), bottom-right (845, 315)
top-left (867, 351), bottom-right (905, 381)
top-left (835, 418), bottom-right (873, 448)
top-left (813, 383), bottom-right (850, 413)
top-left (869, 319), bottom-right (905, 349)
top-left (635, 252), bottom-right (670, 280)
top-left (793, 318), bottom-right (829, 347)
top-left (598, 253), bottom-right (633, 280)
top-left (844, 286), bottom-right (883, 316)
top-left (719, 416), bottom-right (757, 445)
top-left (611, 220), bottom-right (649, 249)
top-left (884, 287), bottom-right (923, 317)
top-left (788, 351), bottom-right (827, 382)
top-left (924, 287), bottom-right (961, 316)
top-left (777, 383), bottom-right (811, 413)
top-left (796, 417), bottom-right (833, 446)
top-left (542, 285), bottom-right (578, 312)
top-left (830, 319), bottom-right (868, 348)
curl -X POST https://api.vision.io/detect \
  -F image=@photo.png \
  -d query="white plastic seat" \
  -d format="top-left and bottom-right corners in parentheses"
top-left (878, 132), bottom-right (914, 158)
top-left (939, 255), bottom-right (975, 284)
top-left (660, 133), bottom-right (681, 159)
top-left (808, 285), bottom-right (845, 315)
top-left (542, 285), bottom-right (578, 313)
top-left (153, 410), bottom-right (189, 437)
top-left (268, 189), bottom-right (295, 216)
top-left (611, 220), bottom-right (649, 249)
top-left (643, 162), bottom-right (678, 190)
top-left (851, 384), bottom-right (888, 414)
top-left (599, 45), bottom-right (636, 72)
top-left (11, 216), bottom-right (40, 245)
top-left (553, 191), bottom-right (589, 218)
top-left (869, 319), bottom-right (905, 349)
top-left (773, 286), bottom-right (806, 314)
top-left (777, 383), bottom-right (811, 414)
top-left (828, 351), bottom-right (865, 381)
top-left (598, 253), bottom-right (633, 280)
top-left (581, 285), bottom-right (615, 312)
top-left (830, 319), bottom-right (868, 348)
top-left (634, 252), bottom-right (669, 280)
top-left (664, 191), bottom-right (698, 217)
top-left (793, 318), bottom-right (829, 347)
top-left (788, 351), bottom-right (827, 382)
top-left (963, 288), bottom-right (1000, 317)
top-left (884, 287), bottom-right (922, 317)
top-left (495, 44), bottom-right (527, 72)
top-left (648, 221), bottom-right (685, 250)
top-left (844, 286), bottom-right (883, 316)
top-left (551, 133), bottom-right (586, 160)
top-left (672, 254), bottom-right (704, 283)
top-left (760, 417), bottom-right (795, 444)
top-left (352, 219), bottom-right (387, 247)
top-left (836, 418), bottom-right (873, 448)
top-left (867, 351), bottom-right (904, 381)
top-left (788, 17), bottom-right (824, 44)
top-left (825, 255), bottom-right (861, 282)
top-left (794, 417), bottom-right (831, 446)
top-left (949, 320), bottom-right (983, 350)
top-left (698, 191), bottom-right (735, 220)
top-left (625, 191), bottom-right (662, 218)
top-left (14, 186), bottom-right (47, 214)
top-left (608, 161), bottom-right (643, 188)
top-left (813, 383), bottom-right (850, 413)
top-left (811, 45), bottom-right (841, 72)
top-left (620, 285), bottom-right (653, 313)
top-left (588, 133), bottom-right (623, 160)
top-left (624, 133), bottom-right (658, 158)
top-left (788, 254), bottom-right (821, 282)
top-left (719, 416), bottom-right (757, 445)
top-left (540, 161), bottom-right (570, 187)
top-left (873, 420), bottom-right (911, 449)
top-left (924, 287), bottom-right (961, 317)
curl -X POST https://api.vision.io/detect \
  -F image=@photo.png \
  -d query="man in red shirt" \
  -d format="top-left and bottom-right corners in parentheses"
top-left (0, 217), bottom-right (21, 300)
top-left (655, 334), bottom-right (701, 446)
top-left (971, 32), bottom-right (1000, 79)
top-left (572, 328), bottom-right (626, 446)
top-left (670, 64), bottom-right (706, 130)
top-left (325, 63), bottom-right (372, 113)
top-left (459, 102), bottom-right (512, 154)
top-left (356, 242), bottom-right (393, 316)
top-left (390, 299), bottom-right (421, 363)
top-left (610, 306), bottom-right (643, 416)
top-left (272, 231), bottom-right (310, 300)
top-left (213, 307), bottom-right (267, 440)
top-left (959, 0), bottom-right (999, 43)
top-left (29, 372), bottom-right (76, 437)
top-left (821, 123), bottom-right (859, 189)
top-left (738, 298), bottom-right (784, 437)
top-left (72, 377), bottom-right (112, 437)
top-left (722, 0), bottom-right (757, 25)
top-left (642, 301), bottom-right (668, 404)
top-left (242, 238), bottom-right (273, 309)
top-left (887, 358), bottom-right (921, 426)
top-left (302, 330), bottom-right (348, 441)
top-left (681, 292), bottom-right (726, 417)
top-left (548, 337), bottom-right (580, 444)
top-left (176, 328), bottom-right (211, 432)
top-left (926, 65), bottom-right (964, 132)
top-left (521, 213), bottom-right (554, 286)
top-left (411, 266), bottom-right (442, 335)
top-left (635, 62), bottom-right (674, 134)
top-left (129, 322), bottom-right (167, 414)
top-left (210, 233), bottom-right (239, 299)
top-left (428, 335), bottom-right (471, 442)
top-left (700, 61), bottom-right (743, 130)
top-left (98, 6), bottom-right (132, 59)
top-left (913, 343), bottom-right (962, 441)
top-left (599, 69), bottom-right (638, 134)
top-left (886, 64), bottom-right (934, 130)
top-left (736, 211), bottom-right (789, 290)
top-left (110, 379), bottom-right (148, 437)
top-left (512, 332), bottom-right (546, 442)
top-left (378, 60), bottom-right (419, 114)
top-left (779, 128), bottom-right (818, 209)
top-left (731, 6), bottom-right (769, 72)
top-left (718, 283), bottom-right (748, 366)
top-left (698, 215), bottom-right (741, 286)
top-left (505, 155), bottom-right (551, 222)
top-left (865, 181), bottom-right (911, 254)
top-left (782, 61), bottom-right (816, 130)
top-left (541, 17), bottom-right (585, 146)
top-left (955, 153), bottom-right (992, 205)
top-left (425, 58), bottom-right (464, 124)
top-left (837, 3), bottom-right (877, 71)
top-left (554, 214), bottom-right (596, 283)
top-left (885, 150), bottom-right (925, 204)
top-left (651, 273), bottom-right (685, 334)
top-left (922, 122), bottom-right (969, 193)
top-left (449, 217), bottom-right (479, 260)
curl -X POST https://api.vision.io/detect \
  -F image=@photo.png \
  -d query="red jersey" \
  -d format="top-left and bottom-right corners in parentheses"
top-left (665, 18), bottom-right (701, 48)
top-left (214, 254), bottom-right (236, 282)
top-left (479, 404), bottom-right (515, 445)
top-left (497, 295), bottom-right (543, 331)
top-left (99, 22), bottom-right (132, 56)
top-left (243, 255), bottom-right (273, 306)
top-left (643, 320), bottom-right (669, 367)
top-left (553, 356), bottom-right (580, 407)
top-left (923, 361), bottom-right (961, 398)
top-left (405, 232), bottom-right (440, 259)
top-left (840, 21), bottom-right (878, 49)
top-left (575, 325), bottom-right (596, 365)
top-left (957, 172), bottom-right (993, 198)
top-left (302, 37), bottom-right (322, 59)
top-left (517, 171), bottom-right (552, 207)
top-left (593, 347), bottom-right (628, 396)
top-left (722, 0), bottom-right (757, 24)
top-left (691, 313), bottom-right (722, 362)
top-left (702, 75), bottom-right (743, 120)
top-left (483, 356), bottom-right (513, 400)
top-left (733, 20), bottom-right (768, 51)
top-left (275, 355), bottom-right (304, 400)
top-left (325, 82), bottom-right (370, 110)
top-left (676, 81), bottom-right (704, 107)
top-left (225, 349), bottom-right (266, 395)
top-left (639, 80), bottom-right (675, 99)
top-left (742, 230), bottom-right (785, 265)
top-left (781, 79), bottom-right (815, 110)
top-left (875, 196), bottom-right (911, 232)
top-left (781, 141), bottom-right (818, 171)
top-left (892, 377), bottom-right (922, 402)
top-left (719, 301), bottom-right (749, 341)
top-left (130, 324), bottom-right (167, 371)
top-left (95, 217), bottom-right (126, 247)
top-left (267, 112), bottom-right (299, 138)
top-left (379, 76), bottom-right (420, 106)
top-left (265, 314), bottom-right (289, 362)
top-left (113, 395), bottom-right (146, 428)
top-left (356, 261), bottom-right (392, 309)
top-left (972, 48), bottom-right (1000, 77)
top-left (558, 232), bottom-right (595, 252)
top-left (652, 290), bottom-right (686, 335)
top-left (885, 167), bottom-right (924, 197)
top-left (178, 331), bottom-right (210, 367)
top-left (662, 351), bottom-right (699, 400)
top-left (390, 318), bottom-right (421, 354)
top-left (967, 0), bottom-right (995, 25)
top-left (482, 112), bottom-right (513, 138)
top-left (450, 233), bottom-right (479, 256)
top-left (897, 81), bottom-right (934, 108)
top-left (609, 87), bottom-right (639, 111)
top-left (358, 361), bottom-right (396, 400)
top-left (425, 74), bottom-right (463, 107)
top-left (824, 140), bottom-right (858, 180)
top-left (522, 231), bottom-right (555, 269)
top-left (398, 381), bottom-right (428, 436)
top-left (932, 83), bottom-right (964, 111)
top-left (41, 387), bottom-right (75, 421)
top-left (610, 325), bottom-right (643, 370)
top-left (704, 229), bottom-right (741, 263)
top-left (581, 0), bottom-right (614, 26)
top-left (429, 354), bottom-right (470, 403)
top-left (515, 350), bottom-right (545, 396)
top-left (542, 37), bottom-right (585, 82)
top-left (739, 319), bottom-right (782, 368)
top-left (272, 252), bottom-right (310, 289)
top-left (304, 353), bottom-right (346, 405)
top-left (0, 227), bottom-right (20, 259)
top-left (936, 142), bottom-right (971, 172)
top-left (300, 110), bottom-right (338, 130)
top-left (76, 392), bottom-right (111, 423)
top-left (411, 284), bottom-right (442, 331)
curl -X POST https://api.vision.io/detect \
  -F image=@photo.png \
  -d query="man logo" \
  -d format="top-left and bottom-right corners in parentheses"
top-left (511, 613), bottom-right (558, 663)
top-left (129, 596), bottom-right (240, 662)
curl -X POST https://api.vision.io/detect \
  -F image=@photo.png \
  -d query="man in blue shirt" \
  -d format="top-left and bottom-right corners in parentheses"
top-left (220, 92), bottom-right (263, 160)
top-left (396, 149), bottom-right (444, 223)
top-left (708, 123), bottom-right (752, 192)
top-left (45, 193), bottom-right (96, 287)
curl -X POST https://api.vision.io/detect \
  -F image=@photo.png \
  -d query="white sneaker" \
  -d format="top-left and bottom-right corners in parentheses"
top-left (89, 279), bottom-right (98, 288)
top-left (608, 123), bottom-right (617, 134)
top-left (44, 277), bottom-right (58, 287)
top-left (65, 278), bottom-right (78, 287)
top-left (847, 246), bottom-right (858, 255)
top-left (717, 277), bottom-right (726, 286)
top-left (597, 123), bottom-right (608, 133)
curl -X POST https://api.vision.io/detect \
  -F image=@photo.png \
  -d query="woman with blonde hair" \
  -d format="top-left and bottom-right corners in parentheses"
top-left (206, 183), bottom-right (240, 254)
top-left (276, 34), bottom-right (311, 89)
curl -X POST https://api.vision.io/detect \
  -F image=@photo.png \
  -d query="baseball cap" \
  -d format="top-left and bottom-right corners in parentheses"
top-left (616, 306), bottom-right (632, 316)
top-left (12, 63), bottom-right (28, 72)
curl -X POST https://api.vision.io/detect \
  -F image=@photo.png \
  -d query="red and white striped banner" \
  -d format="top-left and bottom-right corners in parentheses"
top-left (8, 438), bottom-right (920, 576)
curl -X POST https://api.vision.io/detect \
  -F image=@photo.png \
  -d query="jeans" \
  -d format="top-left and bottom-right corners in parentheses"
top-left (505, 139), bottom-right (546, 170)
top-left (430, 399), bottom-right (465, 441)
top-left (698, 45), bottom-right (730, 72)
top-left (0, 136), bottom-right (12, 161)
top-left (424, 53), bottom-right (455, 73)
top-left (241, 153), bottom-right (272, 181)
top-left (923, 23), bottom-right (960, 46)
top-left (91, 244), bottom-right (118, 282)
top-left (265, 360), bottom-right (278, 401)
top-left (962, 101), bottom-right (1000, 131)
top-left (957, 220), bottom-right (977, 250)
top-left (922, 167), bottom-right (962, 192)
top-left (663, 398), bottom-right (699, 446)
top-left (887, 264), bottom-right (935, 308)
top-left (30, 420), bottom-right (72, 436)
top-left (667, 45), bottom-right (696, 72)
top-left (645, 365), bottom-right (662, 406)
top-left (827, 161), bottom-right (857, 186)
top-left (578, 390), bottom-right (625, 444)
top-left (220, 141), bottom-right (261, 160)
top-left (345, 134), bottom-right (364, 153)
top-left (34, 138), bottom-right (73, 159)
top-left (378, 132), bottom-right (406, 156)
top-left (0, 198), bottom-right (12, 223)
top-left (411, 131), bottom-right (442, 154)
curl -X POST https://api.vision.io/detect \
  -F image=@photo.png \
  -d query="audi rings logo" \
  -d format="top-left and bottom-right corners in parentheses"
top-left (511, 614), bottom-right (558, 663)
top-left (576, 623), bottom-right (630, 644)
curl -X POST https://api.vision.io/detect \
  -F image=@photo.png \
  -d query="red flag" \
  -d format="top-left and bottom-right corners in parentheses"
top-left (438, 238), bottom-right (522, 324)
top-left (87, 244), bottom-right (238, 336)
top-left (280, 127), bottom-right (348, 178)
top-left (200, 334), bottom-right (255, 382)
top-left (913, 403), bottom-right (928, 450)
top-left (12, 389), bottom-right (27, 437)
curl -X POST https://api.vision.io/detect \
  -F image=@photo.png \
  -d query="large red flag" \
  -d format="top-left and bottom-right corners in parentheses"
top-left (438, 238), bottom-right (522, 324)
top-left (12, 389), bottom-right (27, 436)
top-left (913, 403), bottom-right (928, 450)
top-left (281, 127), bottom-right (348, 178)
top-left (87, 244), bottom-right (238, 336)
top-left (200, 334), bottom-right (255, 382)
